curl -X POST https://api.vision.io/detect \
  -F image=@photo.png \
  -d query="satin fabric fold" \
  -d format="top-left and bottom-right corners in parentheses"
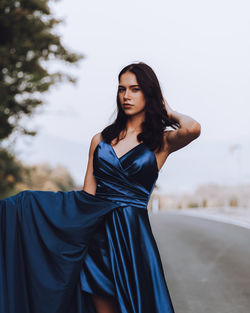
top-left (0, 139), bottom-right (175, 313)
top-left (0, 189), bottom-right (123, 313)
top-left (80, 140), bottom-right (175, 312)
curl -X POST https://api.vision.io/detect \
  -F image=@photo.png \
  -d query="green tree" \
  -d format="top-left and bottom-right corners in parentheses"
top-left (0, 0), bottom-right (83, 196)
top-left (0, 148), bottom-right (23, 198)
top-left (0, 0), bottom-right (83, 141)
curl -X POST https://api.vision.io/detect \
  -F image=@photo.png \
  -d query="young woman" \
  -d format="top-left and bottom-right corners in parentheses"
top-left (81, 62), bottom-right (201, 313)
top-left (0, 62), bottom-right (201, 313)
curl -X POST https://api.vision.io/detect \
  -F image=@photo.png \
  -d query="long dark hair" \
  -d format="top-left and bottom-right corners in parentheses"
top-left (101, 62), bottom-right (180, 153)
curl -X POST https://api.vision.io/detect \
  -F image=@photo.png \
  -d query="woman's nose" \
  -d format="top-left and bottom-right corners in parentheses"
top-left (124, 89), bottom-right (130, 99)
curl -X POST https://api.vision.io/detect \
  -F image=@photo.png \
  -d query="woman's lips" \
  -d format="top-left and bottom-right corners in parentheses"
top-left (123, 104), bottom-right (133, 108)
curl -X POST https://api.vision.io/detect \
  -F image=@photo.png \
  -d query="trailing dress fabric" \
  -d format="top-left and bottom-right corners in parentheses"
top-left (0, 139), bottom-right (175, 313)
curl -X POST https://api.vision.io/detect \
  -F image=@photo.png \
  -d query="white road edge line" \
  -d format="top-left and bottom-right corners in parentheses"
top-left (156, 211), bottom-right (250, 230)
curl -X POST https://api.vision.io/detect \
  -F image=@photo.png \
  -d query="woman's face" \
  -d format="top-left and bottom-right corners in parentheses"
top-left (118, 71), bottom-right (146, 117)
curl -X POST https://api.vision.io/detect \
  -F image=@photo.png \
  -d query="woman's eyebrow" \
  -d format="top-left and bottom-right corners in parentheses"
top-left (118, 84), bottom-right (140, 88)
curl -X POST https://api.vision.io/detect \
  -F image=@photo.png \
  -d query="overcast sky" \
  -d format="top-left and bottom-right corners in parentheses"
top-left (13, 0), bottom-right (250, 194)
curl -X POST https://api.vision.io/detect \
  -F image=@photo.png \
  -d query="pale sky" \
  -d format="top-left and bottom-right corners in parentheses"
top-left (12, 0), bottom-right (250, 194)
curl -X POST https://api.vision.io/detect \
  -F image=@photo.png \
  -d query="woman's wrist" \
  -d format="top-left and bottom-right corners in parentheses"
top-left (163, 98), bottom-right (199, 130)
top-left (168, 110), bottom-right (180, 121)
top-left (167, 109), bottom-right (175, 120)
top-left (163, 98), bottom-right (174, 118)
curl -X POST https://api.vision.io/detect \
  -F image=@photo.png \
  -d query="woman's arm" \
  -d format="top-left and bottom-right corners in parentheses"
top-left (82, 132), bottom-right (102, 195)
top-left (163, 98), bottom-right (201, 154)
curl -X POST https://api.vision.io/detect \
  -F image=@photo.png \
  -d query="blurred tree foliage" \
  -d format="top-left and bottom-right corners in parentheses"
top-left (0, 0), bottom-right (83, 196)
top-left (0, 161), bottom-right (77, 199)
top-left (15, 162), bottom-right (77, 193)
top-left (0, 0), bottom-right (83, 140)
top-left (0, 147), bottom-right (23, 198)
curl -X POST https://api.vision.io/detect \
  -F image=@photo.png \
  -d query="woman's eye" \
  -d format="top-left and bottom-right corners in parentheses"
top-left (118, 88), bottom-right (140, 92)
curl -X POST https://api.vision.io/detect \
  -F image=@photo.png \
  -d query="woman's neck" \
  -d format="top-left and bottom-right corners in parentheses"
top-left (125, 114), bottom-right (144, 134)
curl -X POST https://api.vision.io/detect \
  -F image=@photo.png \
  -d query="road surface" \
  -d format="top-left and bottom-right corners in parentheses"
top-left (149, 211), bottom-right (250, 313)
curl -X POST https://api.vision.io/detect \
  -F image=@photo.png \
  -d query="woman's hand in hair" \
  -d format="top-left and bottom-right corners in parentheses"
top-left (163, 98), bottom-right (174, 118)
top-left (163, 98), bottom-right (180, 129)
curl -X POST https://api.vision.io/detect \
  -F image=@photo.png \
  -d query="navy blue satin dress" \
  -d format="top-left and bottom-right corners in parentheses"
top-left (0, 139), bottom-right (175, 313)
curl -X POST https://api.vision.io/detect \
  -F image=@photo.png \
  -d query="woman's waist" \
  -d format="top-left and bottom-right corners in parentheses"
top-left (95, 184), bottom-right (149, 210)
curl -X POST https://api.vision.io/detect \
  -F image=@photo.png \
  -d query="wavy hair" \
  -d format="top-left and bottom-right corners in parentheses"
top-left (101, 62), bottom-right (180, 153)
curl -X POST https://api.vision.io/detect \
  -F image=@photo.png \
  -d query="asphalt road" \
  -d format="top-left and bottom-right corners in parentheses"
top-left (148, 211), bottom-right (250, 313)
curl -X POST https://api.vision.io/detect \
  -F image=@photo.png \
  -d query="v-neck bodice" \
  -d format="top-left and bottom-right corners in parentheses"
top-left (93, 140), bottom-right (159, 209)
top-left (109, 141), bottom-right (144, 160)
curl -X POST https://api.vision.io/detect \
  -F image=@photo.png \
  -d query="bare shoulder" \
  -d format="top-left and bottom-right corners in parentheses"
top-left (89, 132), bottom-right (103, 155)
top-left (91, 132), bottom-right (103, 145)
top-left (82, 132), bottom-right (103, 193)
top-left (154, 130), bottom-right (185, 171)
